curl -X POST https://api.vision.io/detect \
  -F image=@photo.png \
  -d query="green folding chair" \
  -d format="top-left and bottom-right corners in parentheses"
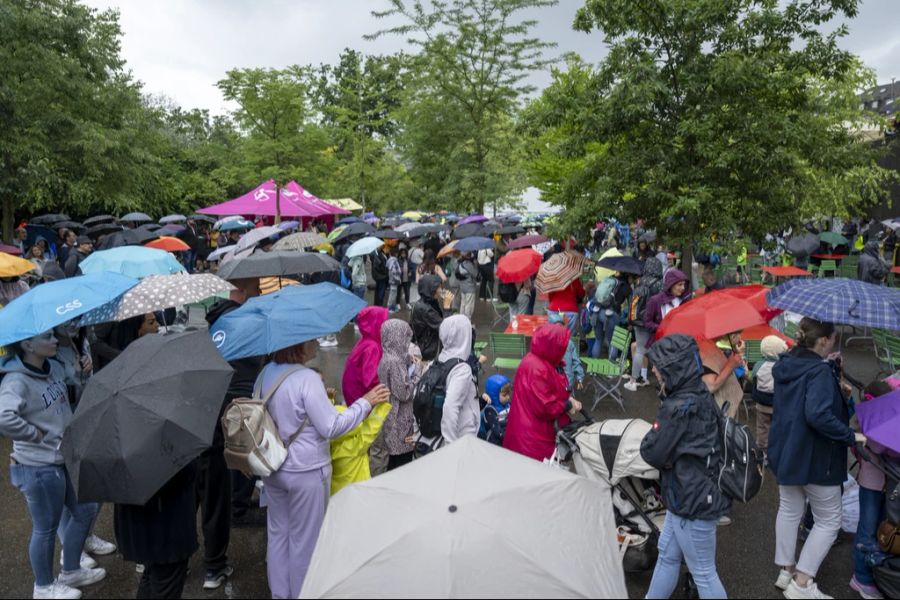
top-left (783, 320), bottom-right (798, 341)
top-left (743, 339), bottom-right (763, 369)
top-left (817, 260), bottom-right (838, 278)
top-left (581, 326), bottom-right (632, 413)
top-left (489, 332), bottom-right (527, 371)
top-left (881, 330), bottom-right (900, 375)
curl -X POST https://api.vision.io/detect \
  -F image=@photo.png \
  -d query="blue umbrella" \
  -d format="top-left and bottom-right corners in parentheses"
top-left (0, 272), bottom-right (138, 346)
top-left (278, 220), bottom-right (301, 231)
top-left (209, 282), bottom-right (366, 360)
top-left (219, 219), bottom-right (255, 232)
top-left (80, 246), bottom-right (186, 278)
top-left (454, 236), bottom-right (496, 253)
top-left (767, 278), bottom-right (900, 330)
top-left (345, 237), bottom-right (384, 259)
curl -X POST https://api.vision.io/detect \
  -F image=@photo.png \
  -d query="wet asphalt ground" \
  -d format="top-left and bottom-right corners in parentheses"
top-left (0, 297), bottom-right (882, 599)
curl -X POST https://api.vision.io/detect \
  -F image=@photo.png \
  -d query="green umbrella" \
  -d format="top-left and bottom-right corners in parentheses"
top-left (818, 231), bottom-right (848, 246)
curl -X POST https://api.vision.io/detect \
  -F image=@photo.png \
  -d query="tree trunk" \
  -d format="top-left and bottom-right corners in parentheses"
top-left (681, 243), bottom-right (696, 290)
top-left (2, 197), bottom-right (12, 242)
top-left (275, 185), bottom-right (281, 225)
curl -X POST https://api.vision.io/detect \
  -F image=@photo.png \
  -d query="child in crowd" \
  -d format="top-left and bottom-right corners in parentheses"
top-left (751, 335), bottom-right (789, 454)
top-left (548, 312), bottom-right (584, 392)
top-left (480, 374), bottom-right (512, 445)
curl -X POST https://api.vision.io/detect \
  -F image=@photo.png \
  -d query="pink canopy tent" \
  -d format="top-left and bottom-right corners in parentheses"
top-left (197, 180), bottom-right (350, 218)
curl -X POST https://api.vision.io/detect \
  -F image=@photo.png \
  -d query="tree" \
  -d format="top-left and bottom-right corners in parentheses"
top-left (525, 0), bottom-right (895, 250)
top-left (369, 0), bottom-right (557, 213)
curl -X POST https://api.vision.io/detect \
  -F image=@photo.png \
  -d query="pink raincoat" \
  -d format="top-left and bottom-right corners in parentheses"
top-left (341, 306), bottom-right (389, 406)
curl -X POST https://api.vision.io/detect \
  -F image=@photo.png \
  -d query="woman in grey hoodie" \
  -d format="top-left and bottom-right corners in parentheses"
top-left (438, 315), bottom-right (479, 443)
top-left (0, 331), bottom-right (105, 599)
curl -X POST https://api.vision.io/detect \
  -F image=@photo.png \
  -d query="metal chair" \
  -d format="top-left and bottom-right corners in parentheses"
top-left (580, 326), bottom-right (632, 413)
top-left (783, 320), bottom-right (798, 341)
top-left (489, 332), bottom-right (527, 371)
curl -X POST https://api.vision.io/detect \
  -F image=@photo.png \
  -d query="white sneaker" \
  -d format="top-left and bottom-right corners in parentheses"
top-left (33, 582), bottom-right (82, 599)
top-left (57, 567), bottom-right (106, 588)
top-left (135, 563), bottom-right (145, 574)
top-left (775, 569), bottom-right (793, 590)
top-left (784, 579), bottom-right (833, 599)
top-left (624, 380), bottom-right (639, 392)
top-left (717, 515), bottom-right (732, 526)
top-left (83, 534), bottom-right (116, 556)
top-left (59, 552), bottom-right (97, 570)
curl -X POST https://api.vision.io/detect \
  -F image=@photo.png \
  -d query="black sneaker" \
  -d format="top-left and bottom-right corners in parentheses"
top-left (203, 566), bottom-right (234, 590)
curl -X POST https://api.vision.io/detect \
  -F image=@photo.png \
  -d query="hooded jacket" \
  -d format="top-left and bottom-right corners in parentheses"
top-left (503, 324), bottom-right (571, 461)
top-left (484, 374), bottom-right (511, 413)
top-left (342, 306), bottom-right (389, 407)
top-left (411, 275), bottom-right (444, 361)
top-left (858, 240), bottom-right (889, 284)
top-left (643, 268), bottom-right (691, 345)
top-left (0, 356), bottom-right (71, 466)
top-left (64, 248), bottom-right (90, 278)
top-left (640, 335), bottom-right (732, 520)
top-left (378, 319), bottom-right (415, 455)
top-left (629, 257), bottom-right (664, 328)
top-left (768, 347), bottom-right (855, 486)
top-left (438, 315), bottom-right (478, 443)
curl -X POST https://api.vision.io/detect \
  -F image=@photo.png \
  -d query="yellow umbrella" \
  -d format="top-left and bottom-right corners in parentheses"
top-left (402, 211), bottom-right (423, 221)
top-left (0, 253), bottom-right (36, 277)
top-left (594, 247), bottom-right (623, 280)
top-left (314, 242), bottom-right (335, 255)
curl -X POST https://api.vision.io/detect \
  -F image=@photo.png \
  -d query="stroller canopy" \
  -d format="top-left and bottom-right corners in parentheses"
top-left (576, 419), bottom-right (659, 486)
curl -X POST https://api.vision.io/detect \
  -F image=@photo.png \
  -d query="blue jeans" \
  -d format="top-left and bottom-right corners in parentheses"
top-left (646, 512), bottom-right (727, 599)
top-left (352, 285), bottom-right (366, 300)
top-left (592, 310), bottom-right (619, 358)
top-left (9, 464), bottom-right (98, 586)
top-left (853, 487), bottom-right (885, 585)
top-left (374, 280), bottom-right (388, 307)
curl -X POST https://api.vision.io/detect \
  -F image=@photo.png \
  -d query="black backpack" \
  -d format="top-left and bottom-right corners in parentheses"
top-left (717, 413), bottom-right (765, 503)
top-left (498, 281), bottom-right (519, 303)
top-left (413, 358), bottom-right (465, 438)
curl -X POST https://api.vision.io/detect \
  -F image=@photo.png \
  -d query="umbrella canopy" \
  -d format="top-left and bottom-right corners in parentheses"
top-left (277, 220), bottom-right (301, 232)
top-left (30, 213), bottom-right (70, 225)
top-left (216, 251), bottom-right (341, 281)
top-left (138, 223), bottom-right (163, 233)
top-left (401, 211), bottom-right (423, 220)
top-left (206, 246), bottom-right (237, 263)
top-left (881, 218), bottom-right (900, 231)
top-left (742, 323), bottom-right (793, 344)
top-left (327, 224), bottom-right (348, 241)
top-left (594, 247), bottom-right (624, 280)
top-left (209, 282), bottom-right (365, 360)
top-left (767, 278), bottom-right (900, 331)
top-left (498, 225), bottom-right (525, 235)
top-left (596, 255), bottom-right (643, 276)
top-left (24, 224), bottom-right (59, 250)
top-left (259, 276), bottom-right (301, 295)
top-left (454, 236), bottom-right (496, 253)
top-left (214, 215), bottom-right (243, 230)
top-left (787, 233), bottom-right (820, 258)
top-left (79, 273), bottom-right (234, 325)
top-left (80, 246), bottom-right (186, 278)
top-left (273, 232), bottom-right (329, 251)
top-left (506, 234), bottom-right (548, 250)
top-left (144, 236), bottom-right (190, 252)
top-left (97, 228), bottom-right (160, 250)
top-left (189, 214), bottom-right (217, 224)
top-left (394, 222), bottom-right (421, 233)
top-left (299, 436), bottom-right (626, 599)
top-left (235, 226), bottom-right (282, 254)
top-left (62, 330), bottom-right (233, 505)
top-left (0, 273), bottom-right (138, 346)
top-left (346, 237), bottom-right (385, 259)
top-left (159, 214), bottom-right (187, 224)
top-left (327, 198), bottom-right (364, 211)
top-left (856, 389), bottom-right (900, 455)
top-left (0, 244), bottom-right (23, 256)
top-left (332, 222), bottom-right (376, 243)
top-left (83, 215), bottom-right (118, 226)
top-left (452, 223), bottom-right (489, 239)
top-left (338, 216), bottom-right (362, 225)
top-left (86, 223), bottom-right (122, 238)
top-left (437, 240), bottom-right (459, 259)
top-left (819, 231), bottom-right (849, 246)
top-left (53, 221), bottom-right (84, 231)
top-left (218, 219), bottom-right (255, 232)
top-left (497, 249), bottom-right (541, 283)
top-left (375, 229), bottom-right (403, 240)
top-left (120, 212), bottom-right (152, 223)
top-left (718, 285), bottom-right (782, 322)
top-left (656, 290), bottom-right (765, 340)
top-left (536, 251), bottom-right (586, 295)
top-left (458, 214), bottom-right (488, 225)
top-left (0, 253), bottom-right (36, 277)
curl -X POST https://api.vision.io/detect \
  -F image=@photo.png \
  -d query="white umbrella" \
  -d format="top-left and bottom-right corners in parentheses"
top-left (159, 214), bottom-right (187, 224)
top-left (213, 215), bottom-right (243, 230)
top-left (345, 237), bottom-right (384, 259)
top-left (300, 436), bottom-right (626, 599)
top-left (207, 246), bottom-right (237, 263)
top-left (235, 225), bottom-right (281, 253)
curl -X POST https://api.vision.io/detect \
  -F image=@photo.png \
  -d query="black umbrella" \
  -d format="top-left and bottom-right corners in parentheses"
top-left (120, 212), bottom-right (153, 223)
top-left (53, 221), bottom-right (84, 231)
top-left (333, 222), bottom-right (376, 243)
top-left (190, 214), bottom-right (217, 224)
top-left (97, 228), bottom-right (160, 250)
top-left (375, 229), bottom-right (403, 240)
top-left (597, 255), bottom-right (643, 275)
top-left (61, 330), bottom-right (233, 505)
top-left (639, 230), bottom-right (657, 244)
top-left (86, 223), bottom-right (123, 238)
top-left (499, 225), bottom-right (525, 235)
top-left (787, 233), bottom-right (821, 258)
top-left (216, 250), bottom-right (341, 281)
top-left (83, 215), bottom-right (118, 226)
top-left (31, 213), bottom-right (70, 225)
top-left (138, 223), bottom-right (163, 232)
top-left (452, 223), bottom-right (489, 239)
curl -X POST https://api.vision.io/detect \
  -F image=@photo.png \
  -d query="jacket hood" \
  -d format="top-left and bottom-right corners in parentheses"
top-left (864, 240), bottom-right (882, 258)
top-left (663, 268), bottom-right (688, 293)
top-left (357, 306), bottom-right (390, 343)
top-left (381, 318), bottom-right (412, 357)
top-left (643, 256), bottom-right (664, 280)
top-left (530, 324), bottom-right (570, 367)
top-left (438, 315), bottom-right (472, 361)
top-left (773, 347), bottom-right (829, 384)
top-left (647, 334), bottom-right (705, 395)
top-left (485, 374), bottom-right (511, 408)
top-left (206, 298), bottom-right (242, 326)
top-left (0, 355), bottom-right (51, 378)
top-left (417, 274), bottom-right (442, 299)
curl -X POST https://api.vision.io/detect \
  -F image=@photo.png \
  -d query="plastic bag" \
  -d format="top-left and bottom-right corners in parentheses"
top-left (843, 473), bottom-right (860, 534)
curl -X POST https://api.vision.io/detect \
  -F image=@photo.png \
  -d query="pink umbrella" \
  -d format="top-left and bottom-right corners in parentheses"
top-left (458, 214), bottom-right (487, 225)
top-left (0, 244), bottom-right (23, 256)
top-left (507, 235), bottom-right (548, 250)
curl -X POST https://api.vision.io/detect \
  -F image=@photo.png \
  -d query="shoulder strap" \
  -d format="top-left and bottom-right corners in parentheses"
top-left (257, 365), bottom-right (310, 445)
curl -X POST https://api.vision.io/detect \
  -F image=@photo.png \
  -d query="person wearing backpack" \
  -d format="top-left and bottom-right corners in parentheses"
top-left (624, 257), bottom-right (664, 391)
top-left (640, 334), bottom-right (731, 599)
top-left (437, 315), bottom-right (479, 443)
top-left (769, 317), bottom-right (864, 600)
top-left (592, 272), bottom-right (633, 360)
top-left (258, 340), bottom-right (389, 599)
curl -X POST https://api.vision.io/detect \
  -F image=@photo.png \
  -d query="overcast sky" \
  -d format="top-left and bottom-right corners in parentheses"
top-left (83, 0), bottom-right (899, 115)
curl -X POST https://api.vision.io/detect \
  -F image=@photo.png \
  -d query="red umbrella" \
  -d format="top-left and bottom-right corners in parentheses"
top-left (656, 290), bottom-right (765, 340)
top-left (742, 324), bottom-right (792, 345)
top-left (145, 236), bottom-right (190, 252)
top-left (497, 250), bottom-right (541, 283)
top-left (507, 235), bottom-right (548, 250)
top-left (0, 244), bottom-right (23, 256)
top-left (719, 285), bottom-right (782, 322)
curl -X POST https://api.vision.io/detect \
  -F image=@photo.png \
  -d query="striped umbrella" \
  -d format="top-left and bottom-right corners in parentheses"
top-left (767, 278), bottom-right (900, 331)
top-left (273, 232), bottom-right (329, 251)
top-left (536, 251), bottom-right (586, 295)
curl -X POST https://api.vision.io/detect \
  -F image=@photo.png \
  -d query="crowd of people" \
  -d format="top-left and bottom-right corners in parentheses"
top-left (0, 211), bottom-right (898, 599)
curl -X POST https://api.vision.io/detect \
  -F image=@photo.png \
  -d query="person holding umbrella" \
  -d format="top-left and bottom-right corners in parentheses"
top-left (258, 340), bottom-right (390, 599)
top-left (0, 331), bottom-right (106, 599)
top-left (63, 237), bottom-right (93, 278)
top-left (411, 275), bottom-right (445, 362)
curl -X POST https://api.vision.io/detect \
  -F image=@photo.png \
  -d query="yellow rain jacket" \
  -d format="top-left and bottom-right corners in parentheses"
top-left (330, 402), bottom-right (392, 495)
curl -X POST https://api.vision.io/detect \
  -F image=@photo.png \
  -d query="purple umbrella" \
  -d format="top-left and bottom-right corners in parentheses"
top-left (458, 214), bottom-right (488, 225)
top-left (278, 220), bottom-right (301, 231)
top-left (856, 389), bottom-right (900, 454)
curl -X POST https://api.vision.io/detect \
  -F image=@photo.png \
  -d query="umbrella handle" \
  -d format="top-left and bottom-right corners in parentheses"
top-left (847, 299), bottom-right (860, 319)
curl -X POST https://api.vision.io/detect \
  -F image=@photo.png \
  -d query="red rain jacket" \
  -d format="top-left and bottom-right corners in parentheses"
top-left (341, 306), bottom-right (389, 406)
top-left (503, 324), bottom-right (572, 461)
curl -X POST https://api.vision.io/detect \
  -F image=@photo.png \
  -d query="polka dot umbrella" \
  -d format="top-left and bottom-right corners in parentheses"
top-left (78, 273), bottom-right (234, 326)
